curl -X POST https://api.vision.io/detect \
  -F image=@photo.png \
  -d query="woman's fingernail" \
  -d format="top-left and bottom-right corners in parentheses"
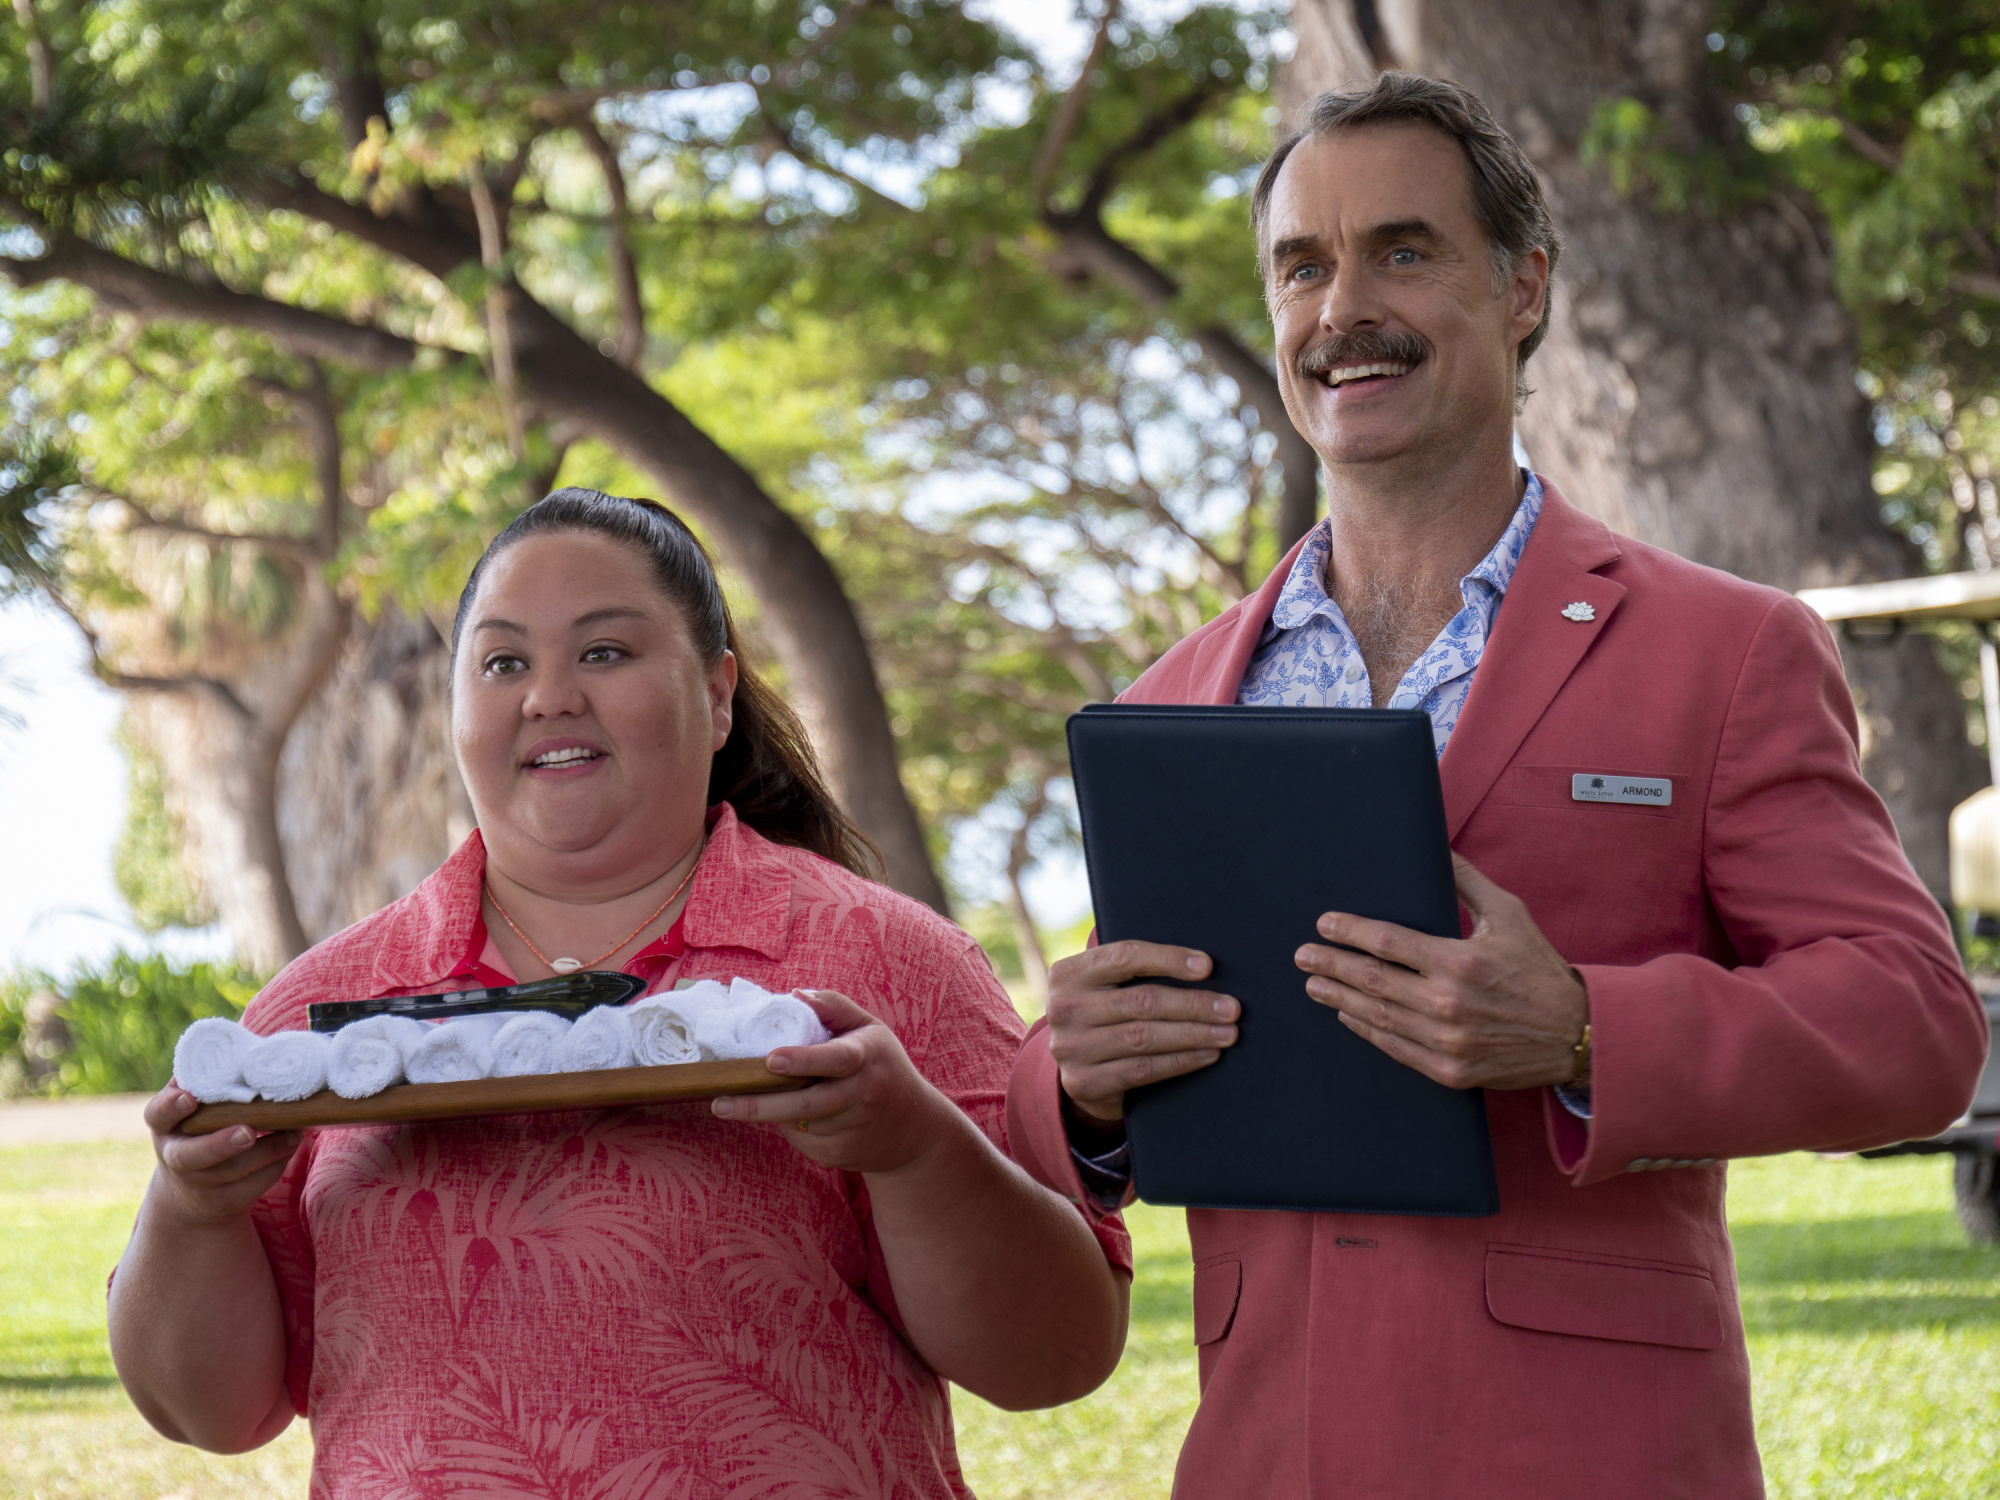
top-left (231, 1127), bottom-right (253, 1149)
top-left (711, 1099), bottom-right (733, 1118)
top-left (766, 1054), bottom-right (792, 1074)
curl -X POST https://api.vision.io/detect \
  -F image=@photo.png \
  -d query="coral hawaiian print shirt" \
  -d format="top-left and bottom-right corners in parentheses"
top-left (242, 804), bottom-right (1125, 1499)
top-left (1235, 472), bottom-right (1545, 754)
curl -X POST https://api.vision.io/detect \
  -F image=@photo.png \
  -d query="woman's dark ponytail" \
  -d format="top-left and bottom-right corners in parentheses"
top-left (452, 488), bottom-right (882, 880)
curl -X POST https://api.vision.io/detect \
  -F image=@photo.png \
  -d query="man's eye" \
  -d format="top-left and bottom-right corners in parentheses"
top-left (1388, 248), bottom-right (1421, 267)
top-left (1291, 263), bottom-right (1321, 282)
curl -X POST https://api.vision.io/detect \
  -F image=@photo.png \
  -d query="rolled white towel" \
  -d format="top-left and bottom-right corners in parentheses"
top-left (694, 989), bottom-right (831, 1061)
top-left (629, 988), bottom-right (729, 1067)
top-left (327, 1014), bottom-right (428, 1100)
top-left (673, 977), bottom-right (735, 1012)
top-left (172, 1017), bottom-right (259, 1104)
top-left (491, 1011), bottom-right (573, 1077)
top-left (557, 1004), bottom-right (637, 1072)
top-left (404, 1014), bottom-right (508, 1085)
top-left (241, 1029), bottom-right (333, 1103)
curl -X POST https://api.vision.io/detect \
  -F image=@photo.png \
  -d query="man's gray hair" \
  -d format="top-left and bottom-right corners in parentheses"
top-left (1251, 72), bottom-right (1563, 403)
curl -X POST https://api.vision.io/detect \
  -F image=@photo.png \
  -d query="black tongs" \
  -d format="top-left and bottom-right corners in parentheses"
top-left (307, 971), bottom-right (647, 1033)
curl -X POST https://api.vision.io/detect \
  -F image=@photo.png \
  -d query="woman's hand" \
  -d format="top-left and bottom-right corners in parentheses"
top-left (143, 1084), bottom-right (301, 1229)
top-left (709, 991), bottom-right (957, 1176)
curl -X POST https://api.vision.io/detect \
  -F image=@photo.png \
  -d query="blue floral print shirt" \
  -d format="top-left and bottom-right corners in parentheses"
top-left (1235, 472), bottom-right (1545, 755)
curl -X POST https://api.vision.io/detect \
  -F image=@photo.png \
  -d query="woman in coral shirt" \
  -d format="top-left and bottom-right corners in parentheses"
top-left (109, 490), bottom-right (1130, 1497)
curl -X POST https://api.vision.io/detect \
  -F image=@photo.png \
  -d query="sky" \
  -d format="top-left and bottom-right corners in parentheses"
top-left (0, 0), bottom-right (1133, 980)
top-left (0, 594), bottom-right (234, 975)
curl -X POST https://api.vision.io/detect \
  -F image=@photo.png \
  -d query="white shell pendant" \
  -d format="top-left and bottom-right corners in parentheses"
top-left (550, 957), bottom-right (584, 974)
top-left (1560, 601), bottom-right (1596, 622)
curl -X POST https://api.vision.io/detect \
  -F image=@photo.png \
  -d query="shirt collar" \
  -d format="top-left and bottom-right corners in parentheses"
top-left (1266, 470), bottom-right (1546, 634)
top-left (369, 801), bottom-right (794, 996)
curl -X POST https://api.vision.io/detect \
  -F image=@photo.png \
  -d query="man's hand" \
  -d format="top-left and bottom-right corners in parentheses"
top-left (1295, 854), bottom-right (1586, 1091)
top-left (1046, 941), bottom-right (1240, 1123)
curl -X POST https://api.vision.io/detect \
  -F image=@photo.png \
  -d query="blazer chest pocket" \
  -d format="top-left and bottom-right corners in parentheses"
top-left (1484, 1245), bottom-right (1721, 1350)
top-left (1192, 1257), bottom-right (1242, 1345)
top-left (1491, 765), bottom-right (1690, 821)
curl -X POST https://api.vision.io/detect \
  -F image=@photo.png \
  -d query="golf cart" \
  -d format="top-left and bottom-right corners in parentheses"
top-left (1797, 571), bottom-right (2000, 1242)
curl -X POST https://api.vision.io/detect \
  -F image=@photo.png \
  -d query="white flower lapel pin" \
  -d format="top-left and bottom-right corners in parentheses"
top-left (1560, 601), bottom-right (1596, 622)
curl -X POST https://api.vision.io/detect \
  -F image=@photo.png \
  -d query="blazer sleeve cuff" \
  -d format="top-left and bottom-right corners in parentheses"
top-left (1006, 1020), bottom-right (1137, 1269)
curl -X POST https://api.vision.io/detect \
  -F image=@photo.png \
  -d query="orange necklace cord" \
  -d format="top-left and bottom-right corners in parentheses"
top-left (485, 840), bottom-right (704, 976)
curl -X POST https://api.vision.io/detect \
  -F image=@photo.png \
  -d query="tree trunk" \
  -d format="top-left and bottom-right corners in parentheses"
top-left (276, 604), bottom-right (474, 941)
top-left (1282, 0), bottom-right (1983, 898)
top-left (1004, 827), bottom-right (1052, 1008)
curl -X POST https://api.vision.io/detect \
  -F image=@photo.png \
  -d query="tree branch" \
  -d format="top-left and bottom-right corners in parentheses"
top-left (0, 234), bottom-right (424, 371)
top-left (467, 166), bottom-right (527, 458)
top-left (1953, 270), bottom-right (2000, 304)
top-left (300, 361), bottom-right (345, 559)
top-left (1834, 112), bottom-right (1901, 173)
top-left (576, 114), bottom-right (646, 369)
top-left (10, 0), bottom-right (52, 114)
top-left (760, 107), bottom-right (916, 211)
top-left (1073, 78), bottom-right (1222, 221)
top-left (325, 15), bottom-right (389, 152)
top-left (106, 490), bottom-right (324, 565)
top-left (1030, 2), bottom-right (1121, 210)
top-left (38, 584), bottom-right (254, 720)
top-left (252, 173), bottom-right (482, 280)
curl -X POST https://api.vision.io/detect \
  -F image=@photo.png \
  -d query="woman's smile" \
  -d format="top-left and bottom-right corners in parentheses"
top-left (521, 735), bottom-right (610, 777)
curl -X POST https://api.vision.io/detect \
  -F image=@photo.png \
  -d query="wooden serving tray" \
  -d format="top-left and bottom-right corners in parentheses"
top-left (179, 1058), bottom-right (808, 1135)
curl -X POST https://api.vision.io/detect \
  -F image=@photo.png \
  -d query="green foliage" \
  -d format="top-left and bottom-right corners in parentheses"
top-left (1581, 95), bottom-right (1774, 214)
top-left (111, 721), bottom-right (214, 933)
top-left (956, 902), bottom-right (1026, 982)
top-left (1711, 4), bottom-right (2000, 578)
top-left (0, 439), bottom-right (79, 598)
top-left (0, 953), bottom-right (262, 1097)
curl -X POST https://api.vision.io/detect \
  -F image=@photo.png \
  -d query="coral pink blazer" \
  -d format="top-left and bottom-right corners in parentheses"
top-left (1006, 483), bottom-right (1987, 1498)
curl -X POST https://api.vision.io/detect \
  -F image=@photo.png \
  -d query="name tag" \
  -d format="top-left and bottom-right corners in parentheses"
top-left (1572, 773), bottom-right (1673, 807)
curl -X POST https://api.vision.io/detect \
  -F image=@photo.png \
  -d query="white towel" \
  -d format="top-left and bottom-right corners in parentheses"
top-left (694, 988), bottom-right (831, 1061)
top-left (172, 1017), bottom-right (260, 1104)
top-left (491, 1011), bottom-right (574, 1077)
top-left (240, 1029), bottom-right (333, 1103)
top-left (557, 1005), bottom-right (637, 1072)
top-left (327, 1014), bottom-right (428, 1100)
top-left (404, 1014), bottom-right (509, 1085)
top-left (629, 987), bottom-right (730, 1067)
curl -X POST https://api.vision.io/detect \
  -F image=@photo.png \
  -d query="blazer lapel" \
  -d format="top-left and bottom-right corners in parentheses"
top-left (1439, 484), bottom-right (1626, 839)
top-left (1181, 531), bottom-right (1313, 705)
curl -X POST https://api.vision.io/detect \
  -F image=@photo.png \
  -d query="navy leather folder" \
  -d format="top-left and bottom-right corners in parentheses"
top-left (1066, 704), bottom-right (1499, 1216)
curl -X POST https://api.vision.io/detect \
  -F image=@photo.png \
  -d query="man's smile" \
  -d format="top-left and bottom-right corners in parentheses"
top-left (1313, 359), bottom-right (1417, 392)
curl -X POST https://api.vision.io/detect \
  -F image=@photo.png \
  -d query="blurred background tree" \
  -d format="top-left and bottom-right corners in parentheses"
top-left (0, 0), bottom-right (1302, 980)
top-left (8, 0), bottom-right (2000, 1035)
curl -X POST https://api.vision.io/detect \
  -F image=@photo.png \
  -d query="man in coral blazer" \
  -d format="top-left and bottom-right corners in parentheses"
top-left (1005, 74), bottom-right (1987, 1497)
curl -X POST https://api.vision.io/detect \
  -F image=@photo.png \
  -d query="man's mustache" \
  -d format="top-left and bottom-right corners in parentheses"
top-left (1294, 331), bottom-right (1431, 379)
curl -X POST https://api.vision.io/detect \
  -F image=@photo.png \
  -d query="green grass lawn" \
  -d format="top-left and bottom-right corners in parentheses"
top-left (1, 1141), bottom-right (1993, 1498)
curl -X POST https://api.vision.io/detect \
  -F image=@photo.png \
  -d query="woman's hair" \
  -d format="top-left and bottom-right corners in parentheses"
top-left (451, 487), bottom-right (880, 879)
